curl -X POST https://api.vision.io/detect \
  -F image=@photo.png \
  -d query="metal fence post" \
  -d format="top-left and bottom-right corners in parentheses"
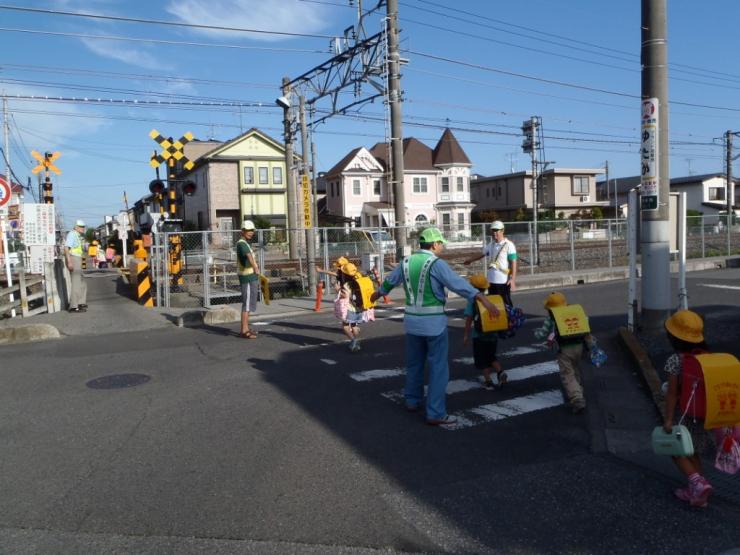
top-left (701, 215), bottom-right (705, 258)
top-left (728, 214), bottom-right (732, 256)
top-left (202, 231), bottom-right (210, 308)
top-left (569, 220), bottom-right (576, 272)
top-left (164, 232), bottom-right (171, 308)
top-left (322, 228), bottom-right (329, 274)
top-left (528, 221), bottom-right (534, 275)
top-left (608, 219), bottom-right (613, 268)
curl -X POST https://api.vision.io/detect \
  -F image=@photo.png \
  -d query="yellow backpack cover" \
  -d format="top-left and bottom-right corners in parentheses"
top-left (349, 275), bottom-right (377, 310)
top-left (474, 294), bottom-right (508, 333)
top-left (550, 304), bottom-right (590, 339)
top-left (697, 353), bottom-right (740, 429)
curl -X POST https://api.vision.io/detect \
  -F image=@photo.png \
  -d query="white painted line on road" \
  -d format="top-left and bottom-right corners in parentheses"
top-left (321, 359), bottom-right (337, 365)
top-left (252, 322), bottom-right (271, 326)
top-left (442, 389), bottom-right (564, 431)
top-left (349, 368), bottom-right (405, 382)
top-left (699, 284), bottom-right (740, 291)
top-left (453, 345), bottom-right (547, 366)
top-left (379, 360), bottom-right (559, 403)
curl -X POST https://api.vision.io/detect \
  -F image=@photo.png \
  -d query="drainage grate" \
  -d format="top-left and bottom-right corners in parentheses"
top-left (86, 373), bottom-right (152, 390)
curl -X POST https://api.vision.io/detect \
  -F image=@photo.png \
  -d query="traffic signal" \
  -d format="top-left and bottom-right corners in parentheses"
top-left (43, 176), bottom-right (53, 204)
top-left (149, 179), bottom-right (166, 194)
top-left (182, 181), bottom-right (197, 196)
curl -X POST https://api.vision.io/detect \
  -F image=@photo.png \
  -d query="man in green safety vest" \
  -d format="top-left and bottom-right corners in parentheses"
top-left (237, 220), bottom-right (260, 339)
top-left (64, 219), bottom-right (88, 313)
top-left (371, 227), bottom-right (500, 425)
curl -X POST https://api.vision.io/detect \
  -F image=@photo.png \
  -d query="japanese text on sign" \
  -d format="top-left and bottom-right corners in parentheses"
top-left (301, 174), bottom-right (311, 228)
top-left (641, 98), bottom-right (659, 211)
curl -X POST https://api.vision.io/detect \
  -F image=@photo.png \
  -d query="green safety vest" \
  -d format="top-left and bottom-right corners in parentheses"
top-left (402, 252), bottom-right (445, 316)
top-left (69, 231), bottom-right (83, 256)
top-left (236, 238), bottom-right (255, 276)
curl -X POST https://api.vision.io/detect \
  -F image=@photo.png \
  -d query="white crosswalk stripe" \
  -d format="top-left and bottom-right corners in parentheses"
top-left (347, 343), bottom-right (567, 430)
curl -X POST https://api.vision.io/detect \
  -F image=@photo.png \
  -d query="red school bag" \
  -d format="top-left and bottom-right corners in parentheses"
top-left (679, 351), bottom-right (707, 419)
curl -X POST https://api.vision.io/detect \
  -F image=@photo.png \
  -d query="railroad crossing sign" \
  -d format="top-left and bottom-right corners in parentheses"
top-left (149, 129), bottom-right (195, 170)
top-left (0, 175), bottom-right (10, 207)
top-left (31, 150), bottom-right (61, 175)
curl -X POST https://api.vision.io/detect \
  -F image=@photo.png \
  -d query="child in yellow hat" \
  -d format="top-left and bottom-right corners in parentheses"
top-left (661, 309), bottom-right (715, 508)
top-left (463, 274), bottom-right (507, 389)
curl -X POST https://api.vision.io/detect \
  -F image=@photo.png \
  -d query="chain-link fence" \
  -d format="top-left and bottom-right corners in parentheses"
top-left (150, 215), bottom-right (740, 308)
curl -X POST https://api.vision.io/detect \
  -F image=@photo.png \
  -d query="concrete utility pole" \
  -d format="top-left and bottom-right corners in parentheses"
top-left (726, 130), bottom-right (734, 222)
top-left (299, 95), bottom-right (317, 293)
top-left (640, 0), bottom-right (671, 329)
top-left (387, 0), bottom-right (407, 258)
top-left (281, 77), bottom-right (299, 260)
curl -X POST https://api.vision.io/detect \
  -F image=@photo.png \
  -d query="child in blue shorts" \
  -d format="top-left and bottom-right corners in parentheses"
top-left (463, 274), bottom-right (507, 390)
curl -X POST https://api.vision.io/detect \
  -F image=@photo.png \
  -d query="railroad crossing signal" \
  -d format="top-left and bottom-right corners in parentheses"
top-left (31, 150), bottom-right (61, 175)
top-left (149, 130), bottom-right (195, 170)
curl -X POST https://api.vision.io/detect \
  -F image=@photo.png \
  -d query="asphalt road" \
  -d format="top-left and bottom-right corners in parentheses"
top-left (2, 269), bottom-right (740, 554)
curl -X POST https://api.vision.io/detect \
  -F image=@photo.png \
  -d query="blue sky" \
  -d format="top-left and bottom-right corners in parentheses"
top-left (1, 0), bottom-right (738, 228)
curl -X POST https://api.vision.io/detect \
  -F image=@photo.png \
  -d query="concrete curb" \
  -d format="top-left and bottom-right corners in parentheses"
top-left (617, 326), bottom-right (665, 418)
top-left (0, 324), bottom-right (61, 346)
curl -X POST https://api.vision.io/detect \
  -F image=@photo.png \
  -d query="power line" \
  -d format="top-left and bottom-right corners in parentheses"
top-left (5, 93), bottom-right (278, 109)
top-left (0, 5), bottom-right (337, 39)
top-left (408, 50), bottom-right (740, 113)
top-left (0, 27), bottom-right (328, 53)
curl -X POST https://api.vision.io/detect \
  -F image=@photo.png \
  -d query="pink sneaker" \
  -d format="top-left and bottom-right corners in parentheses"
top-left (674, 486), bottom-right (692, 502)
top-left (690, 479), bottom-right (713, 508)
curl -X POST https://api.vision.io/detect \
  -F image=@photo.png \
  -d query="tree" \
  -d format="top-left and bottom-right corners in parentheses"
top-left (514, 207), bottom-right (528, 221)
top-left (85, 229), bottom-right (96, 243)
top-left (591, 206), bottom-right (604, 220)
top-left (252, 215), bottom-right (272, 229)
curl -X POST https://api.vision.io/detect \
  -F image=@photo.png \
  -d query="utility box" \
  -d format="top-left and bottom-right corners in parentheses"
top-left (361, 253), bottom-right (380, 273)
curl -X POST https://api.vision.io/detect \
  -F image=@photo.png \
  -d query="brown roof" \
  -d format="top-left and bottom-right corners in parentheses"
top-left (326, 147), bottom-right (363, 178)
top-left (433, 128), bottom-right (471, 166)
top-left (367, 139), bottom-right (436, 171)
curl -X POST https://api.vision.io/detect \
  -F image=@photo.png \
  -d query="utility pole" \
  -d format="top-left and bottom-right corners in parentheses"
top-left (387, 0), bottom-right (407, 258)
top-left (522, 116), bottom-right (539, 265)
top-left (2, 95), bottom-right (15, 317)
top-left (299, 94), bottom-right (317, 294)
top-left (726, 130), bottom-right (734, 223)
top-left (281, 76), bottom-right (299, 260)
top-left (640, 0), bottom-right (671, 329)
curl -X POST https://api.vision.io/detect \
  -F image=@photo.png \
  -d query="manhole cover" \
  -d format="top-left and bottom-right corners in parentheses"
top-left (86, 373), bottom-right (152, 390)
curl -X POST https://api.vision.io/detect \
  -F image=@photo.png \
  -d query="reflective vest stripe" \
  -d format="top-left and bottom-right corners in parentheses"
top-left (69, 232), bottom-right (83, 256)
top-left (402, 252), bottom-right (445, 315)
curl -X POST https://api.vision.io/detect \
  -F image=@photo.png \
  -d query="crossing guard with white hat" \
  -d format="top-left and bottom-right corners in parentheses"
top-left (64, 219), bottom-right (88, 312)
top-left (464, 220), bottom-right (517, 306)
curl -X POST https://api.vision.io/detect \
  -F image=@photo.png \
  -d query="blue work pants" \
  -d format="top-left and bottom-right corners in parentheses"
top-left (404, 331), bottom-right (450, 420)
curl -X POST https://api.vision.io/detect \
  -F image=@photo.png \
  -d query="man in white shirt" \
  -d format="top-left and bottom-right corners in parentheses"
top-left (64, 219), bottom-right (88, 312)
top-left (464, 220), bottom-right (517, 305)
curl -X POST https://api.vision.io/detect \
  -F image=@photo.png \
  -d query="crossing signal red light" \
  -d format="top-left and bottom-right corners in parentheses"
top-left (182, 181), bottom-right (197, 196)
top-left (149, 179), bottom-right (166, 194)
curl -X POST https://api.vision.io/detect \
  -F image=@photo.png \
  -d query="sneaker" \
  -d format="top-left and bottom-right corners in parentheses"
top-left (482, 380), bottom-right (495, 390)
top-left (690, 478), bottom-right (713, 508)
top-left (674, 486), bottom-right (692, 503)
top-left (426, 415), bottom-right (457, 426)
top-left (352, 340), bottom-right (361, 352)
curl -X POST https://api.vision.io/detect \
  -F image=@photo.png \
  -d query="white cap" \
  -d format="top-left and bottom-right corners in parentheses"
top-left (75, 219), bottom-right (86, 228)
top-left (242, 220), bottom-right (256, 231)
top-left (491, 220), bottom-right (504, 230)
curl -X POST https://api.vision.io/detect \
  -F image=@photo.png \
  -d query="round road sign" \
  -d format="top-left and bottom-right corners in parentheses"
top-left (0, 176), bottom-right (10, 207)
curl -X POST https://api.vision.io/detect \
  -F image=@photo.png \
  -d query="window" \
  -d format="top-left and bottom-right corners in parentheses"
top-left (573, 175), bottom-right (589, 195)
top-left (441, 213), bottom-right (451, 229)
top-left (243, 166), bottom-right (254, 184)
top-left (486, 188), bottom-right (490, 198)
top-left (441, 177), bottom-right (449, 192)
top-left (458, 212), bottom-right (465, 227)
top-left (498, 186), bottom-right (502, 197)
top-left (709, 187), bottom-right (725, 201)
top-left (457, 176), bottom-right (464, 192)
top-left (373, 179), bottom-right (381, 195)
top-left (415, 214), bottom-right (428, 225)
top-left (413, 177), bottom-right (428, 193)
top-left (336, 182), bottom-right (341, 196)
top-left (353, 179), bottom-right (361, 195)
top-left (259, 167), bottom-right (269, 184)
top-left (272, 166), bottom-right (283, 185)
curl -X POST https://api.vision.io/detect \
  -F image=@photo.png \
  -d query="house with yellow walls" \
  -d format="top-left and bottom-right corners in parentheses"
top-left (176, 128), bottom-right (297, 233)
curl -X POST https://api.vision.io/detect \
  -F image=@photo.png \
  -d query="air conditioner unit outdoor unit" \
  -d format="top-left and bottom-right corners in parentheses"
top-left (580, 195), bottom-right (590, 203)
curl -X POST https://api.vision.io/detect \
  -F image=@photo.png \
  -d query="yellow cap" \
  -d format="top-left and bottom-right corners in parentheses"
top-left (341, 262), bottom-right (359, 277)
top-left (332, 256), bottom-right (349, 269)
top-left (544, 291), bottom-right (567, 309)
top-left (665, 310), bottom-right (704, 343)
top-left (469, 274), bottom-right (489, 290)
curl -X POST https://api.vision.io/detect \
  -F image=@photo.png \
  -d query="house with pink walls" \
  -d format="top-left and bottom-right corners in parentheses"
top-left (324, 129), bottom-right (474, 237)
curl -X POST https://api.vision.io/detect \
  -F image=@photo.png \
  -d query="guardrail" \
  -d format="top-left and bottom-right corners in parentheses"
top-left (0, 269), bottom-right (48, 318)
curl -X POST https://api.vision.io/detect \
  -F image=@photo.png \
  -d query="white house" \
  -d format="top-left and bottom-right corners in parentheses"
top-left (323, 129), bottom-right (475, 236)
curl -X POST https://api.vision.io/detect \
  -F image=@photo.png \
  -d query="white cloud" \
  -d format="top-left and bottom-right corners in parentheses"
top-left (80, 38), bottom-right (161, 70)
top-left (165, 0), bottom-right (333, 42)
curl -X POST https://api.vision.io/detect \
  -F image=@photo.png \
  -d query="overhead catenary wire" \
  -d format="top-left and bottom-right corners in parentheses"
top-left (0, 5), bottom-right (337, 39)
